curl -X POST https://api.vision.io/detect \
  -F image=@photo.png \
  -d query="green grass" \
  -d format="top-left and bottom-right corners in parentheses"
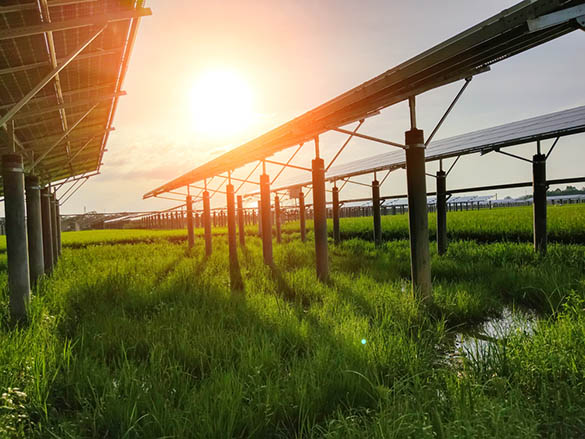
top-left (287, 203), bottom-right (585, 244)
top-left (0, 205), bottom-right (584, 437)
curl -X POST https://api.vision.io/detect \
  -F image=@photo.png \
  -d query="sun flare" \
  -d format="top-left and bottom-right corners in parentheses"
top-left (189, 69), bottom-right (255, 139)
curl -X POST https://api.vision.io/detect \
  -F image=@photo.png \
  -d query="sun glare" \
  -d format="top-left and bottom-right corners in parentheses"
top-left (189, 69), bottom-right (255, 139)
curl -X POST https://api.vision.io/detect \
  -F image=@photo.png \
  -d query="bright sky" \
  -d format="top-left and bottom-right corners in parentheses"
top-left (60, 0), bottom-right (585, 214)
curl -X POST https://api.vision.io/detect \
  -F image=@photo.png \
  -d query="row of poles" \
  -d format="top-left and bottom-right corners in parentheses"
top-left (2, 154), bottom-right (63, 322)
top-left (148, 97), bottom-right (550, 303)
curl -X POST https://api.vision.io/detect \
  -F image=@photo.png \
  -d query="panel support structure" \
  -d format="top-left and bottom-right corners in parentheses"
top-left (332, 185), bottom-right (340, 244)
top-left (436, 170), bottom-right (448, 255)
top-left (55, 200), bottom-right (62, 256)
top-left (405, 100), bottom-right (432, 302)
top-left (260, 173), bottom-right (273, 265)
top-left (312, 152), bottom-right (329, 281)
top-left (202, 191), bottom-right (212, 256)
top-left (186, 195), bottom-right (194, 249)
top-left (257, 200), bottom-right (263, 237)
top-left (533, 154), bottom-right (547, 254)
top-left (237, 195), bottom-right (245, 247)
top-left (25, 175), bottom-right (44, 286)
top-left (299, 191), bottom-right (306, 243)
top-left (372, 179), bottom-right (382, 246)
top-left (41, 188), bottom-right (54, 273)
top-left (275, 195), bottom-right (282, 244)
top-left (50, 193), bottom-right (58, 264)
top-left (2, 154), bottom-right (30, 321)
top-left (226, 184), bottom-right (243, 291)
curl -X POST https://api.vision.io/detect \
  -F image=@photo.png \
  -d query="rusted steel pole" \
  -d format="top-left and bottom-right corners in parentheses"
top-left (227, 184), bottom-right (243, 291)
top-left (237, 195), bottom-right (245, 247)
top-left (40, 188), bottom-right (54, 273)
top-left (533, 153), bottom-right (547, 254)
top-left (25, 175), bottom-right (44, 286)
top-left (2, 154), bottom-right (30, 321)
top-left (275, 195), bottom-right (282, 244)
top-left (372, 179), bottom-right (381, 246)
top-left (203, 191), bottom-right (212, 256)
top-left (260, 173), bottom-right (273, 265)
top-left (312, 138), bottom-right (329, 281)
top-left (299, 191), bottom-right (306, 242)
top-left (405, 97), bottom-right (432, 303)
top-left (332, 185), bottom-right (340, 244)
top-left (186, 195), bottom-right (194, 248)
top-left (436, 170), bottom-right (448, 255)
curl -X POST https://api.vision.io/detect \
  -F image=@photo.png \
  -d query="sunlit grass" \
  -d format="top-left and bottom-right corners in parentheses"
top-left (0, 206), bottom-right (584, 437)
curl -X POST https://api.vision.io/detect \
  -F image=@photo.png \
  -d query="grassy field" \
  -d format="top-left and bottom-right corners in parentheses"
top-left (0, 206), bottom-right (585, 437)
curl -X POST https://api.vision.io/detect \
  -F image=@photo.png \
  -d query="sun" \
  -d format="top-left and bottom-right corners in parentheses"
top-left (189, 69), bottom-right (256, 140)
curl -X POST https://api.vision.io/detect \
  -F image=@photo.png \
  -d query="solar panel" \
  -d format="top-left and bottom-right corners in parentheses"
top-left (0, 1), bottom-right (150, 190)
top-left (259, 105), bottom-right (585, 195)
top-left (144, 0), bottom-right (585, 200)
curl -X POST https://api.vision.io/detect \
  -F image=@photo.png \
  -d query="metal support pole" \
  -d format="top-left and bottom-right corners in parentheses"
top-left (332, 185), bottom-right (340, 244)
top-left (226, 183), bottom-right (243, 291)
top-left (40, 187), bottom-right (53, 273)
top-left (237, 195), bottom-right (245, 247)
top-left (405, 97), bottom-right (432, 302)
top-left (533, 153), bottom-right (547, 254)
top-left (203, 191), bottom-right (212, 256)
top-left (2, 154), bottom-right (30, 321)
top-left (55, 199), bottom-right (61, 256)
top-left (50, 192), bottom-right (58, 263)
top-left (25, 175), bottom-right (44, 285)
top-left (312, 150), bottom-right (329, 281)
top-left (436, 170), bottom-right (448, 255)
top-left (299, 191), bottom-right (306, 242)
top-left (372, 179), bottom-right (382, 246)
top-left (275, 195), bottom-right (282, 244)
top-left (186, 195), bottom-right (194, 249)
top-left (260, 173), bottom-right (273, 265)
top-left (257, 200), bottom-right (263, 237)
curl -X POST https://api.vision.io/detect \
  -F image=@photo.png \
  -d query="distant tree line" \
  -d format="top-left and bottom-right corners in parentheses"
top-left (547, 185), bottom-right (585, 196)
top-left (516, 186), bottom-right (585, 200)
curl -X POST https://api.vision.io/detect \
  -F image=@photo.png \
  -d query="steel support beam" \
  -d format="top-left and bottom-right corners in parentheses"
top-left (372, 179), bottom-right (382, 246)
top-left (436, 170), bottom-right (448, 255)
top-left (237, 195), bottom-right (245, 247)
top-left (40, 188), bottom-right (54, 273)
top-left (260, 173), bottom-right (273, 265)
top-left (202, 191), bottom-right (212, 256)
top-left (332, 185), bottom-right (340, 244)
top-left (25, 175), bottom-right (44, 286)
top-left (186, 195), bottom-right (194, 249)
top-left (275, 195), bottom-right (282, 244)
top-left (299, 191), bottom-right (306, 242)
top-left (257, 200), bottom-right (263, 237)
top-left (533, 153), bottom-right (547, 254)
top-left (226, 184), bottom-right (243, 291)
top-left (2, 154), bottom-right (30, 321)
top-left (50, 192), bottom-right (58, 263)
top-left (405, 97), bottom-right (432, 302)
top-left (55, 199), bottom-right (61, 256)
top-left (332, 127), bottom-right (406, 149)
top-left (312, 138), bottom-right (329, 281)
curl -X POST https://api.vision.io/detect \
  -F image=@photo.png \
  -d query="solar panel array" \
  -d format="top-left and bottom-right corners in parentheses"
top-left (264, 105), bottom-right (585, 195)
top-left (144, 0), bottom-right (585, 200)
top-left (0, 0), bottom-right (149, 188)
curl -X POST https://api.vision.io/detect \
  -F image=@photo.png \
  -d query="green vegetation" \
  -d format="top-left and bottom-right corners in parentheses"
top-left (0, 206), bottom-right (584, 437)
top-left (284, 204), bottom-right (585, 244)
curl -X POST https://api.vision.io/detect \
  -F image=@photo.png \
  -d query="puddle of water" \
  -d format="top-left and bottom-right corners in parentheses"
top-left (446, 306), bottom-right (536, 364)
